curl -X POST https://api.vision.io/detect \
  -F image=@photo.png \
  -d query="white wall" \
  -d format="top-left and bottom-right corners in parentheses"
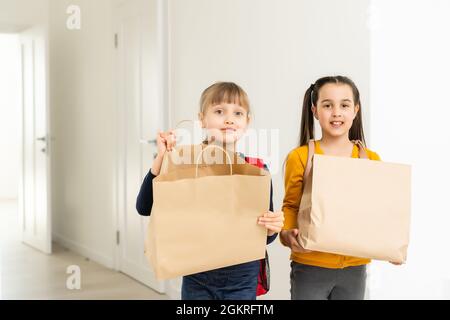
top-left (168, 0), bottom-right (371, 299)
top-left (49, 0), bottom-right (117, 267)
top-left (0, 0), bottom-right (49, 200)
top-left (0, 0), bottom-right (49, 31)
top-left (0, 34), bottom-right (20, 199)
top-left (369, 0), bottom-right (450, 299)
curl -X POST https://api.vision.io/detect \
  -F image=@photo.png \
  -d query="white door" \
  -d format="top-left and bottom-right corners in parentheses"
top-left (18, 25), bottom-right (51, 254)
top-left (114, 0), bottom-right (166, 294)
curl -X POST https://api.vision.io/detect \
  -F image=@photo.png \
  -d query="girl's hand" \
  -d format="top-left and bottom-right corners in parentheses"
top-left (280, 229), bottom-right (312, 253)
top-left (156, 130), bottom-right (176, 156)
top-left (389, 261), bottom-right (404, 266)
top-left (258, 211), bottom-right (284, 236)
top-left (151, 130), bottom-right (176, 176)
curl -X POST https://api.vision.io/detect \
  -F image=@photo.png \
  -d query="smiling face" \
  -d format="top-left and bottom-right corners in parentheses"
top-left (198, 82), bottom-right (251, 145)
top-left (311, 83), bottom-right (360, 139)
top-left (200, 102), bottom-right (249, 144)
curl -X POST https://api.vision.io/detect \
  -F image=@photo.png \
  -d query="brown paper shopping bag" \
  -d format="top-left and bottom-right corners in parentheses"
top-left (144, 144), bottom-right (271, 280)
top-left (297, 140), bottom-right (411, 263)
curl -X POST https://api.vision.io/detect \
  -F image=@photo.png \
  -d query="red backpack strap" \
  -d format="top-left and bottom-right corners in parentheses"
top-left (243, 155), bottom-right (269, 171)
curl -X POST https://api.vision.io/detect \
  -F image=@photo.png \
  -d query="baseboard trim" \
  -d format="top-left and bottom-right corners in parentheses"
top-left (53, 232), bottom-right (114, 269)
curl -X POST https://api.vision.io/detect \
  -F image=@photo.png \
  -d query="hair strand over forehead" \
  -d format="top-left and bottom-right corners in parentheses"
top-left (200, 82), bottom-right (250, 114)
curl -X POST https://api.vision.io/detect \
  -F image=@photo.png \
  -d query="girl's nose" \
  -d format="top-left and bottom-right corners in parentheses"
top-left (225, 119), bottom-right (234, 125)
top-left (332, 108), bottom-right (343, 118)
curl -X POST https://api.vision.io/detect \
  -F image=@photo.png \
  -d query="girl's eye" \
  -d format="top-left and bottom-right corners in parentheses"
top-left (323, 104), bottom-right (331, 108)
top-left (235, 111), bottom-right (244, 116)
top-left (215, 109), bottom-right (223, 115)
top-left (342, 105), bottom-right (349, 108)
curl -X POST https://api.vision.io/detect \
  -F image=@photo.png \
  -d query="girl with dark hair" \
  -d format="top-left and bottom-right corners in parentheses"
top-left (280, 76), bottom-right (401, 300)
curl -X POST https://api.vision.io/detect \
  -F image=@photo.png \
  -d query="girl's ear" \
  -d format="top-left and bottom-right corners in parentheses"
top-left (311, 105), bottom-right (319, 120)
top-left (353, 104), bottom-right (360, 119)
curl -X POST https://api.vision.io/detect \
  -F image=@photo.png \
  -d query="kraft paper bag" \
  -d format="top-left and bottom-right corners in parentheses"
top-left (297, 140), bottom-right (411, 263)
top-left (144, 144), bottom-right (271, 280)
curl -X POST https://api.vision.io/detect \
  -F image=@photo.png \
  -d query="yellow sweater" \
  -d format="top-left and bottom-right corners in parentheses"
top-left (282, 140), bottom-right (381, 269)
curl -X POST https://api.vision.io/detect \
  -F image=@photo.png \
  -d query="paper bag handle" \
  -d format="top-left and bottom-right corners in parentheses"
top-left (304, 139), bottom-right (369, 179)
top-left (174, 119), bottom-right (196, 129)
top-left (351, 140), bottom-right (369, 159)
top-left (195, 145), bottom-right (233, 178)
top-left (168, 119), bottom-right (201, 146)
top-left (304, 140), bottom-right (316, 178)
top-left (159, 120), bottom-right (198, 174)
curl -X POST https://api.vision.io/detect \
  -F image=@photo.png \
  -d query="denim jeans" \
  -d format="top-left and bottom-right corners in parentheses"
top-left (181, 261), bottom-right (259, 300)
top-left (290, 262), bottom-right (367, 300)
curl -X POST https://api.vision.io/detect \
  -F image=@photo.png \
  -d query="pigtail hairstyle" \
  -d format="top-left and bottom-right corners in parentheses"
top-left (298, 76), bottom-right (366, 148)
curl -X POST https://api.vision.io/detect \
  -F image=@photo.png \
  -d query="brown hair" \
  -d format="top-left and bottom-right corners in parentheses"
top-left (199, 82), bottom-right (251, 117)
top-left (299, 75), bottom-right (366, 147)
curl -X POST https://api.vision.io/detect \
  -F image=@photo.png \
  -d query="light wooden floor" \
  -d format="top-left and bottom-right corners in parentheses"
top-left (0, 200), bottom-right (168, 300)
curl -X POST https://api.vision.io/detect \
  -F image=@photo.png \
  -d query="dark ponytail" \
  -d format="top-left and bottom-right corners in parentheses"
top-left (299, 84), bottom-right (316, 147)
top-left (298, 76), bottom-right (366, 147)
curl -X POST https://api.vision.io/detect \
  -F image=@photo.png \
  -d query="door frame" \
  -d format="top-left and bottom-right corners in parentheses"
top-left (112, 0), bottom-right (170, 293)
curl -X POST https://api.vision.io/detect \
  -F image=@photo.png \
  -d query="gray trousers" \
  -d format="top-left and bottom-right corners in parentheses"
top-left (290, 262), bottom-right (367, 300)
